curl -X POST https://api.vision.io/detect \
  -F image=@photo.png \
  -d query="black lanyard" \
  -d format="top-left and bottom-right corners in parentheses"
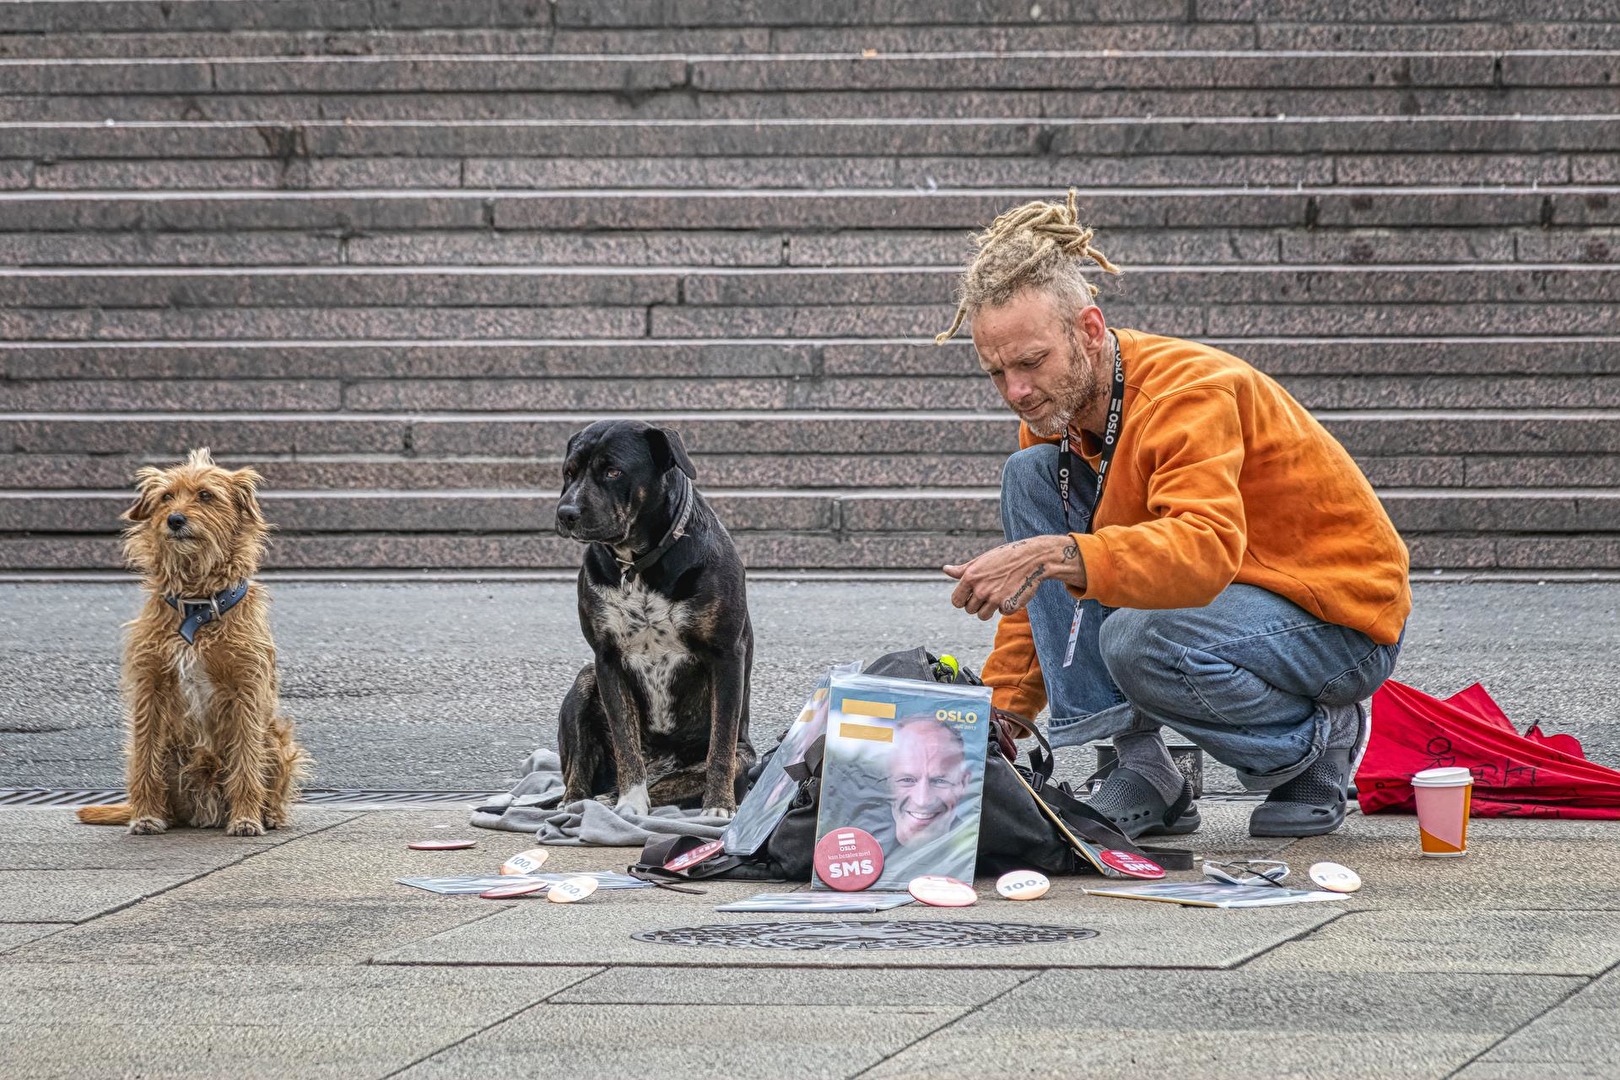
top-left (1057, 334), bottom-right (1127, 534)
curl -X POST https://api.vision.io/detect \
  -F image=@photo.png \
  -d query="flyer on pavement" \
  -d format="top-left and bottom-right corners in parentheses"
top-left (1081, 882), bottom-right (1346, 908)
top-left (398, 872), bottom-right (650, 895)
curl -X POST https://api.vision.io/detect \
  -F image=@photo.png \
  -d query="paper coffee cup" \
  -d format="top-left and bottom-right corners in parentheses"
top-left (1411, 766), bottom-right (1473, 858)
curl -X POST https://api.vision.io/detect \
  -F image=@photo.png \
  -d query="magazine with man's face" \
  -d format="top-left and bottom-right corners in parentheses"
top-left (812, 672), bottom-right (992, 891)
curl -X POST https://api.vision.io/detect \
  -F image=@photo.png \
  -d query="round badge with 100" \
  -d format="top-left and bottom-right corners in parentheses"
top-left (995, 870), bottom-right (1051, 900)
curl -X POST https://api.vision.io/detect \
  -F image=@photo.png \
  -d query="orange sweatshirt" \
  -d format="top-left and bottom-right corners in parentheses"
top-left (983, 328), bottom-right (1412, 720)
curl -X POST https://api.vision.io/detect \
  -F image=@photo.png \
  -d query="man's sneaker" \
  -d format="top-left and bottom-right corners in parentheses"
top-left (1085, 766), bottom-right (1201, 840)
top-left (1248, 702), bottom-right (1368, 837)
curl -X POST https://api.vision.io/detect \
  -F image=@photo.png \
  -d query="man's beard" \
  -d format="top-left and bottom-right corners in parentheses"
top-left (1022, 340), bottom-right (1103, 438)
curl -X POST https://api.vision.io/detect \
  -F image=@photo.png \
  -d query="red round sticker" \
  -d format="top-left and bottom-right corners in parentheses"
top-left (1099, 849), bottom-right (1165, 879)
top-left (813, 827), bottom-right (884, 891)
top-left (664, 839), bottom-right (726, 873)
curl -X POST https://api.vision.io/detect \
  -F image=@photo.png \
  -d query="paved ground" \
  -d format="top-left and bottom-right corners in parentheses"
top-left (2, 581), bottom-right (1618, 1078)
top-left (3, 581), bottom-right (1618, 794)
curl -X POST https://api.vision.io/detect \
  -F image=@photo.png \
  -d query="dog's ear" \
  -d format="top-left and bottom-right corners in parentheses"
top-left (227, 466), bottom-right (265, 527)
top-left (646, 426), bottom-right (697, 480)
top-left (122, 466), bottom-right (166, 523)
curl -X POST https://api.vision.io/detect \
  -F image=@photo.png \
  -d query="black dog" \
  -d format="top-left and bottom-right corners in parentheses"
top-left (554, 419), bottom-right (755, 818)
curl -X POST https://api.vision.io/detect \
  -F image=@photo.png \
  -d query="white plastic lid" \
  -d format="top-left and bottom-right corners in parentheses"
top-left (1411, 766), bottom-right (1474, 788)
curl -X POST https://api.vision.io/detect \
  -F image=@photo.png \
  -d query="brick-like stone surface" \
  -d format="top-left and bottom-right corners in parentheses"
top-left (0, 231), bottom-right (342, 267)
top-left (0, 7), bottom-right (1614, 578)
top-left (0, 378), bottom-right (343, 412)
top-left (9, 116), bottom-right (1619, 160)
top-left (1260, 21), bottom-right (1620, 50)
top-left (0, 341), bottom-right (819, 380)
top-left (0, 268), bottom-right (681, 308)
top-left (346, 230), bottom-right (784, 268)
top-left (0, 305), bottom-right (648, 341)
top-left (551, 0), bottom-right (1189, 28)
top-left (689, 52), bottom-right (1495, 92)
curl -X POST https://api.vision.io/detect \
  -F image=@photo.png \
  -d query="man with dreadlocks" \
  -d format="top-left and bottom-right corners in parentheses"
top-left (940, 191), bottom-right (1411, 839)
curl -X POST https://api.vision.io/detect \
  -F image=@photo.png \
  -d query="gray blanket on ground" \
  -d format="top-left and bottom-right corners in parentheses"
top-left (468, 748), bottom-right (729, 846)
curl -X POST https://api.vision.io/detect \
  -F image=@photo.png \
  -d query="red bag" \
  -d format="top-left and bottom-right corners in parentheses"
top-left (1356, 679), bottom-right (1620, 819)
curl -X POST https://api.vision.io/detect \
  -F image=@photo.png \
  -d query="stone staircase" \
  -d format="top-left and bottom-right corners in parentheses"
top-left (2, 0), bottom-right (1618, 577)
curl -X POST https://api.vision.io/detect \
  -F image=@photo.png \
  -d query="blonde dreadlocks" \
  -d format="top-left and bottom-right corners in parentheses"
top-left (935, 189), bottom-right (1122, 345)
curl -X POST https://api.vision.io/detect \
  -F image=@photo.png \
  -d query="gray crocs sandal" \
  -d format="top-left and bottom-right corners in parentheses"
top-left (1248, 748), bottom-right (1352, 837)
top-left (1250, 701), bottom-right (1367, 838)
top-left (1085, 766), bottom-right (1201, 840)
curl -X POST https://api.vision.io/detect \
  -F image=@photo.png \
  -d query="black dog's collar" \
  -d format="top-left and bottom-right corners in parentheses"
top-left (607, 473), bottom-right (694, 583)
top-left (164, 580), bottom-right (250, 644)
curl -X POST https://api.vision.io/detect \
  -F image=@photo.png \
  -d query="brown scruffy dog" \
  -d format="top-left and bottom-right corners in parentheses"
top-left (77, 448), bottom-right (309, 836)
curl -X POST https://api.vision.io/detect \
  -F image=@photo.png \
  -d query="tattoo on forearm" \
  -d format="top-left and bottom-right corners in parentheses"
top-left (1003, 564), bottom-right (1046, 613)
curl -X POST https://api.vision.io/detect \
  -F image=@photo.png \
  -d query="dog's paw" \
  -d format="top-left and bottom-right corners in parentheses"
top-left (224, 818), bottom-right (265, 838)
top-left (127, 816), bottom-right (167, 836)
top-left (700, 806), bottom-right (735, 821)
top-left (613, 784), bottom-right (651, 818)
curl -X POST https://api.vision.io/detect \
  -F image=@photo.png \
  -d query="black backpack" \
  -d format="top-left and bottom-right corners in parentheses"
top-left (633, 648), bottom-right (1191, 884)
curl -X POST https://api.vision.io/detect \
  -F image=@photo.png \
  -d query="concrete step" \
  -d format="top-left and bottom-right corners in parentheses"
top-left (6, 227), bottom-right (1615, 269)
top-left (8, 448), bottom-right (1620, 494)
top-left (0, 51), bottom-right (1497, 93)
top-left (9, 23), bottom-right (1620, 61)
top-left (0, 0), bottom-right (1610, 35)
top-left (11, 23), bottom-right (1620, 59)
top-left (9, 86), bottom-right (1617, 122)
top-left (7, 372), bottom-right (1620, 414)
top-left (6, 302), bottom-right (1618, 341)
top-left (4, 527), bottom-right (1619, 574)
top-left (11, 487), bottom-right (1620, 537)
top-left (6, 410), bottom-right (1620, 460)
top-left (3, 51), bottom-right (1612, 95)
top-left (0, 24), bottom-right (1390, 60)
top-left (8, 339), bottom-right (1619, 382)
top-left (4, 331), bottom-right (1620, 414)
top-left (16, 152), bottom-right (1611, 192)
top-left (0, 0), bottom-right (1195, 33)
top-left (6, 117), bottom-right (1617, 159)
top-left (1, 188), bottom-right (1611, 236)
top-left (8, 264), bottom-right (1620, 309)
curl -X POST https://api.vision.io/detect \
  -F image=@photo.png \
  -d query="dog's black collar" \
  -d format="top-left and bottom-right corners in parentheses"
top-left (164, 580), bottom-right (250, 645)
top-left (608, 472), bottom-right (695, 583)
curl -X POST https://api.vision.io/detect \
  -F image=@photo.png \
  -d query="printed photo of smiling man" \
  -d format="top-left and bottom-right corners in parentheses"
top-left (816, 704), bottom-right (987, 890)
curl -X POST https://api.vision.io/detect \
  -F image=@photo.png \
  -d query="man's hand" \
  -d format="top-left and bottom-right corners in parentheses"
top-left (943, 535), bottom-right (1080, 621)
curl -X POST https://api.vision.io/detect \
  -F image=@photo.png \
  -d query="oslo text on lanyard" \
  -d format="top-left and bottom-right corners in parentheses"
top-left (1056, 335), bottom-right (1126, 668)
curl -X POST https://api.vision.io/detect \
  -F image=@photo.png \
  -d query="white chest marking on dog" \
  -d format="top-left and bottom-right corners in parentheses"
top-left (594, 577), bottom-right (691, 736)
top-left (173, 647), bottom-right (215, 740)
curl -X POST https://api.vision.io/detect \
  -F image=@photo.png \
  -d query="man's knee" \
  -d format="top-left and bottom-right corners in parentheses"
top-left (1000, 443), bottom-right (1058, 503)
top-left (1099, 607), bottom-right (1180, 706)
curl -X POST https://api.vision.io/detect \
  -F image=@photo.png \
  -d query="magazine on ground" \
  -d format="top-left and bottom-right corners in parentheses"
top-left (812, 672), bottom-right (992, 891)
top-left (714, 892), bottom-right (916, 913)
top-left (398, 872), bottom-right (650, 895)
top-left (1082, 882), bottom-right (1347, 908)
top-left (723, 661), bottom-right (860, 858)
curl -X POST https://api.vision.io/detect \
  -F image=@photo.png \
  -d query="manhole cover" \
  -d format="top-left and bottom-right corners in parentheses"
top-left (632, 920), bottom-right (1098, 951)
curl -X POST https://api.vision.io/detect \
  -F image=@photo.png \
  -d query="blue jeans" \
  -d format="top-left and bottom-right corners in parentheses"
top-left (1000, 443), bottom-right (1403, 790)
